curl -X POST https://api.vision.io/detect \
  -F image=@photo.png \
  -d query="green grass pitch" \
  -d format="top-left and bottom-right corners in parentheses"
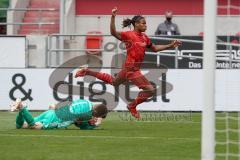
top-left (0, 111), bottom-right (238, 160)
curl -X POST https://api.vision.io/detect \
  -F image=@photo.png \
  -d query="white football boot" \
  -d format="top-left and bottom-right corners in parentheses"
top-left (10, 98), bottom-right (22, 112)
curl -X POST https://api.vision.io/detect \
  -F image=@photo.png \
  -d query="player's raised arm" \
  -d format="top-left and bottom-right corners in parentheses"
top-left (150, 40), bottom-right (182, 52)
top-left (110, 7), bottom-right (121, 40)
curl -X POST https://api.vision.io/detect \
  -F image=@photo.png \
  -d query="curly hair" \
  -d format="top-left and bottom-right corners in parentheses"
top-left (122, 15), bottom-right (144, 28)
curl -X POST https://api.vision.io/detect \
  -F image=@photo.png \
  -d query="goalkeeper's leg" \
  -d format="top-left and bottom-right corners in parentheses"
top-left (13, 99), bottom-right (43, 129)
top-left (20, 107), bottom-right (36, 127)
top-left (16, 112), bottom-right (24, 129)
top-left (12, 99), bottom-right (28, 129)
top-left (16, 112), bottom-right (42, 129)
top-left (20, 108), bottom-right (43, 129)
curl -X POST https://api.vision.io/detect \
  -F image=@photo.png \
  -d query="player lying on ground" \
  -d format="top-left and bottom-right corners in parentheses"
top-left (10, 98), bottom-right (107, 130)
top-left (75, 7), bottom-right (182, 119)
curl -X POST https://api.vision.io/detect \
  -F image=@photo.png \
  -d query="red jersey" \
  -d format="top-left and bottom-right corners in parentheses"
top-left (121, 31), bottom-right (151, 69)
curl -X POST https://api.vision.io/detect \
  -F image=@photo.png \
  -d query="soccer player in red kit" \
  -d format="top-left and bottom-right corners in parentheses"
top-left (75, 7), bottom-right (181, 119)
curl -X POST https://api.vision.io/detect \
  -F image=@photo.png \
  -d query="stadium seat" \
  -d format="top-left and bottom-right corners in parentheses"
top-left (25, 11), bottom-right (60, 17)
top-left (20, 24), bottom-right (59, 30)
top-left (231, 39), bottom-right (239, 44)
top-left (18, 0), bottom-right (60, 35)
top-left (85, 31), bottom-right (103, 55)
top-left (18, 28), bottom-right (59, 35)
top-left (30, 0), bottom-right (60, 8)
top-left (198, 32), bottom-right (204, 37)
top-left (23, 17), bottom-right (59, 23)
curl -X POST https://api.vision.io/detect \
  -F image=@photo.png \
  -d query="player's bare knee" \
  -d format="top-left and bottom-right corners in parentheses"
top-left (22, 122), bottom-right (29, 129)
top-left (144, 86), bottom-right (155, 96)
top-left (30, 122), bottom-right (43, 130)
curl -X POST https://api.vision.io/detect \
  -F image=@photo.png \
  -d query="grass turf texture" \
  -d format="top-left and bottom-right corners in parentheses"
top-left (0, 111), bottom-right (237, 160)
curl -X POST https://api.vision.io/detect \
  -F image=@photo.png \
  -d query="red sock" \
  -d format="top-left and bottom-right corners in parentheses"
top-left (129, 91), bottom-right (153, 108)
top-left (87, 70), bottom-right (113, 84)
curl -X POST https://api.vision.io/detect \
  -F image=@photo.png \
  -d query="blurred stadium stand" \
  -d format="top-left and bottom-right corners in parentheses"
top-left (3, 0), bottom-right (240, 36)
top-left (1, 0), bottom-right (239, 68)
top-left (19, 0), bottom-right (60, 35)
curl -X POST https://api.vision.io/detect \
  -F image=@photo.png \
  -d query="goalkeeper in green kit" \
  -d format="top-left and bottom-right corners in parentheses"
top-left (10, 98), bottom-right (107, 130)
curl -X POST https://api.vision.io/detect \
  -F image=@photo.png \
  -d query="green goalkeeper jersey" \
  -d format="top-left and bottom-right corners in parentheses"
top-left (34, 99), bottom-right (93, 129)
top-left (69, 99), bottom-right (93, 120)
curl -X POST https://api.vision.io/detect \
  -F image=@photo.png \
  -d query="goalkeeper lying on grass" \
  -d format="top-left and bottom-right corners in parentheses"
top-left (10, 98), bottom-right (107, 130)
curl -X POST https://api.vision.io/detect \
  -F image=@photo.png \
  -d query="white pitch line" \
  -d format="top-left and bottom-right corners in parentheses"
top-left (0, 134), bottom-right (200, 141)
top-left (134, 121), bottom-right (201, 124)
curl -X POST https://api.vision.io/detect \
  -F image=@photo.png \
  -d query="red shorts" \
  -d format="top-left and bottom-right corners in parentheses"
top-left (117, 67), bottom-right (152, 89)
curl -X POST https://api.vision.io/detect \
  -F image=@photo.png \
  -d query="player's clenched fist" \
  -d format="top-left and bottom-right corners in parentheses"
top-left (112, 7), bottom-right (118, 16)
